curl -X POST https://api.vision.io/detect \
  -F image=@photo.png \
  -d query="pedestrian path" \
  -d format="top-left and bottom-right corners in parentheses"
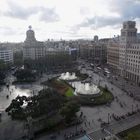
top-left (105, 112), bottom-right (140, 134)
top-left (87, 113), bottom-right (140, 140)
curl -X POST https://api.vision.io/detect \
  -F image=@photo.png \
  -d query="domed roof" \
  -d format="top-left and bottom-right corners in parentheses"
top-left (25, 26), bottom-right (36, 42)
top-left (26, 29), bottom-right (34, 34)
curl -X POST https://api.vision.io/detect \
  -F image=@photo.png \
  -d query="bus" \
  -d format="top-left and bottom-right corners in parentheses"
top-left (104, 70), bottom-right (110, 77)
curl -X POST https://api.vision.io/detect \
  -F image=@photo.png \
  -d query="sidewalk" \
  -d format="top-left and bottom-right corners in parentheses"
top-left (0, 118), bottom-right (24, 140)
top-left (88, 113), bottom-right (140, 140)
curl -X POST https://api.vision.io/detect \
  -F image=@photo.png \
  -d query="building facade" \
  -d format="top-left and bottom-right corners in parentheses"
top-left (107, 39), bottom-right (119, 74)
top-left (0, 44), bottom-right (13, 64)
top-left (23, 26), bottom-right (78, 72)
top-left (119, 21), bottom-right (140, 83)
top-left (107, 21), bottom-right (140, 84)
top-left (23, 26), bottom-right (46, 60)
top-left (79, 40), bottom-right (107, 65)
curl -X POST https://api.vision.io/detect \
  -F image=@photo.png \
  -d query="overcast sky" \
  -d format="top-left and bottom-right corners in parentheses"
top-left (0, 0), bottom-right (140, 42)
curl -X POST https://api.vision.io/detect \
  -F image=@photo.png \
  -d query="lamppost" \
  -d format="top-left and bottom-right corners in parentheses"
top-left (98, 77), bottom-right (101, 87)
top-left (132, 104), bottom-right (134, 112)
top-left (136, 104), bottom-right (139, 111)
top-left (26, 116), bottom-right (34, 140)
top-left (75, 118), bottom-right (79, 133)
top-left (108, 113), bottom-right (110, 124)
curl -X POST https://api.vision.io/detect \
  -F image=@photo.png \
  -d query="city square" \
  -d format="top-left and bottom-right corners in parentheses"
top-left (0, 58), bottom-right (140, 140)
top-left (0, 1), bottom-right (140, 140)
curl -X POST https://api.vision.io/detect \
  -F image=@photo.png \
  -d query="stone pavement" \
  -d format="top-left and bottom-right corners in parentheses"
top-left (26, 69), bottom-right (140, 140)
top-left (88, 129), bottom-right (110, 140)
top-left (87, 112), bottom-right (140, 140)
top-left (105, 112), bottom-right (140, 134)
top-left (0, 67), bottom-right (140, 140)
top-left (0, 115), bottom-right (24, 140)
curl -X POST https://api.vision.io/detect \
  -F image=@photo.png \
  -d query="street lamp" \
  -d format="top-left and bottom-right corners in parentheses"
top-left (132, 104), bottom-right (134, 112)
top-left (108, 113), bottom-right (110, 124)
top-left (75, 118), bottom-right (79, 133)
top-left (136, 104), bottom-right (139, 111)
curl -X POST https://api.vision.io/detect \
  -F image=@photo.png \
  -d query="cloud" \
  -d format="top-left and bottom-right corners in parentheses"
top-left (39, 7), bottom-right (60, 23)
top-left (2, 1), bottom-right (36, 19)
top-left (76, 0), bottom-right (140, 30)
top-left (110, 0), bottom-right (140, 20)
top-left (78, 16), bottom-right (122, 29)
top-left (0, 26), bottom-right (15, 35)
top-left (79, 7), bottom-right (90, 15)
top-left (2, 0), bottom-right (60, 22)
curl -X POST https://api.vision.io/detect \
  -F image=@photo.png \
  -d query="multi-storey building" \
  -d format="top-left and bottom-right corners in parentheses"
top-left (79, 39), bottom-right (107, 65)
top-left (119, 21), bottom-right (140, 83)
top-left (0, 44), bottom-right (13, 64)
top-left (107, 38), bottom-right (119, 74)
top-left (23, 26), bottom-right (78, 71)
top-left (108, 21), bottom-right (140, 84)
top-left (23, 26), bottom-right (46, 60)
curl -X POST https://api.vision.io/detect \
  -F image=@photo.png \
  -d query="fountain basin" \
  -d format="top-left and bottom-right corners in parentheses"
top-left (59, 72), bottom-right (77, 81)
top-left (71, 82), bottom-right (101, 97)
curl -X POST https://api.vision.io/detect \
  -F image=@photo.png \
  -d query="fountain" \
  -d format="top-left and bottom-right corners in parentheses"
top-left (59, 72), bottom-right (100, 97)
top-left (85, 83), bottom-right (90, 91)
top-left (59, 72), bottom-right (77, 80)
top-left (73, 82), bottom-right (101, 97)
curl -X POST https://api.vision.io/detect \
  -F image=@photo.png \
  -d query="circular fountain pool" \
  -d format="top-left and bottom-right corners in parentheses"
top-left (59, 72), bottom-right (77, 80)
top-left (71, 82), bottom-right (101, 97)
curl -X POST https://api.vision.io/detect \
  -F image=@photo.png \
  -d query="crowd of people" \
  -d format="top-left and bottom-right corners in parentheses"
top-left (64, 128), bottom-right (86, 140)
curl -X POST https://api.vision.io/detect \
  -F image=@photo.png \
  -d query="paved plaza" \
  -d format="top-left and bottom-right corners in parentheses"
top-left (0, 64), bottom-right (140, 140)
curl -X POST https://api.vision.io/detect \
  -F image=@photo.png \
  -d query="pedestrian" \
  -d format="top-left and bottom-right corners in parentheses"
top-left (84, 122), bottom-right (86, 127)
top-left (6, 95), bottom-right (9, 99)
top-left (89, 121), bottom-right (90, 126)
top-left (58, 131), bottom-right (60, 135)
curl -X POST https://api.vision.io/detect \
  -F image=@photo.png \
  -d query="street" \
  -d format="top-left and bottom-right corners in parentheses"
top-left (0, 61), bottom-right (140, 140)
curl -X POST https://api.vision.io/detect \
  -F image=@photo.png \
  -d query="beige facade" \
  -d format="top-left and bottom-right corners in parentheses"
top-left (0, 44), bottom-right (13, 64)
top-left (107, 40), bottom-right (119, 73)
top-left (23, 27), bottom-right (77, 71)
top-left (108, 21), bottom-right (140, 84)
top-left (119, 21), bottom-right (140, 83)
top-left (80, 42), bottom-right (107, 65)
top-left (23, 27), bottom-right (46, 60)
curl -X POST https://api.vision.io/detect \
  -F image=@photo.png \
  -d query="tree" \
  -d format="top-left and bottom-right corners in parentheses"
top-left (60, 101), bottom-right (80, 123)
top-left (104, 85), bottom-right (108, 92)
top-left (14, 69), bottom-right (36, 81)
top-left (0, 71), bottom-right (5, 82)
top-left (124, 132), bottom-right (140, 140)
top-left (5, 88), bottom-right (66, 120)
top-left (0, 60), bottom-right (6, 71)
top-left (5, 96), bottom-right (28, 119)
top-left (13, 51), bottom-right (23, 66)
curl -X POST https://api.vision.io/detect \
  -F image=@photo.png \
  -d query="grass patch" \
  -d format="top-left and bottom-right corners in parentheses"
top-left (42, 78), bottom-right (74, 97)
top-left (93, 87), bottom-right (114, 104)
top-left (77, 87), bottom-right (114, 106)
top-left (41, 77), bottom-right (113, 106)
top-left (65, 87), bottom-right (74, 97)
top-left (118, 124), bottom-right (140, 140)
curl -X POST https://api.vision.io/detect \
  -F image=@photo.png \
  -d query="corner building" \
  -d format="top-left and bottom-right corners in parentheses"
top-left (118, 21), bottom-right (140, 84)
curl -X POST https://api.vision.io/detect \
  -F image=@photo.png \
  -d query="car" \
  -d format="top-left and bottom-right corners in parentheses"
top-left (50, 134), bottom-right (56, 139)
top-left (97, 67), bottom-right (101, 70)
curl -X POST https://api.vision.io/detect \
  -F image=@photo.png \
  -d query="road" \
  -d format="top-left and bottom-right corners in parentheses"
top-left (36, 65), bottom-right (140, 140)
top-left (0, 62), bottom-right (140, 140)
top-left (88, 112), bottom-right (140, 140)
